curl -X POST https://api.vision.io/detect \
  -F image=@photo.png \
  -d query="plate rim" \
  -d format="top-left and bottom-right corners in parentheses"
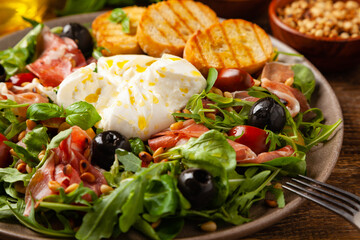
top-left (0, 12), bottom-right (344, 240)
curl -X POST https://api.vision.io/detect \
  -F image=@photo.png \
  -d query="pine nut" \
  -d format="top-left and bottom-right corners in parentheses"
top-left (80, 172), bottom-right (96, 183)
top-left (38, 150), bottom-right (46, 161)
top-left (160, 159), bottom-right (168, 163)
top-left (14, 182), bottom-right (26, 194)
top-left (153, 147), bottom-right (164, 163)
top-left (10, 149), bottom-right (18, 157)
top-left (170, 121), bottom-right (184, 130)
top-left (211, 87), bottom-right (223, 96)
top-left (274, 183), bottom-right (283, 189)
top-left (79, 159), bottom-right (90, 173)
top-left (225, 107), bottom-right (234, 112)
top-left (254, 79), bottom-right (261, 86)
top-left (16, 163), bottom-right (27, 173)
top-left (182, 109), bottom-right (191, 114)
top-left (205, 113), bottom-right (216, 120)
top-left (65, 183), bottom-right (79, 194)
top-left (223, 91), bottom-right (233, 99)
top-left (284, 77), bottom-right (294, 86)
top-left (26, 120), bottom-right (36, 130)
top-left (26, 164), bottom-right (33, 173)
top-left (17, 130), bottom-right (27, 141)
top-left (200, 221), bottom-right (217, 232)
top-left (63, 164), bottom-right (72, 176)
top-left (265, 199), bottom-right (278, 208)
top-left (100, 184), bottom-right (113, 195)
top-left (139, 151), bottom-right (153, 163)
top-left (48, 181), bottom-right (61, 192)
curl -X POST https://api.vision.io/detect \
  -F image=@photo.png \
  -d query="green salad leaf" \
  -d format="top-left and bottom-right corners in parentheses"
top-left (115, 148), bottom-right (141, 173)
top-left (292, 64), bottom-right (316, 101)
top-left (0, 23), bottom-right (43, 77)
top-left (109, 8), bottom-right (130, 33)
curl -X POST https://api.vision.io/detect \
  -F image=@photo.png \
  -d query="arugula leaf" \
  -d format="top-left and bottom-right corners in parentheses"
top-left (129, 137), bottom-right (146, 156)
top-left (109, 8), bottom-right (130, 33)
top-left (0, 23), bottom-right (43, 77)
top-left (156, 217), bottom-right (184, 240)
top-left (144, 174), bottom-right (178, 217)
top-left (115, 149), bottom-right (141, 173)
top-left (4, 141), bottom-right (38, 167)
top-left (76, 161), bottom-right (179, 240)
top-left (46, 128), bottom-right (72, 150)
top-left (42, 182), bottom-right (97, 207)
top-left (65, 101), bottom-right (101, 130)
top-left (166, 130), bottom-right (236, 207)
top-left (292, 64), bottom-right (316, 101)
top-left (8, 200), bottom-right (75, 237)
top-left (26, 103), bottom-right (64, 121)
top-left (0, 168), bottom-right (31, 183)
top-left (22, 126), bottom-right (48, 156)
top-left (205, 68), bottom-right (218, 93)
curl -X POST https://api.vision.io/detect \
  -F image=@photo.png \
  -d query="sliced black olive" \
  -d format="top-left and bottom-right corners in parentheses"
top-left (91, 130), bottom-right (131, 170)
top-left (61, 23), bottom-right (94, 58)
top-left (178, 168), bottom-right (217, 209)
top-left (0, 64), bottom-right (6, 82)
top-left (248, 97), bottom-right (286, 132)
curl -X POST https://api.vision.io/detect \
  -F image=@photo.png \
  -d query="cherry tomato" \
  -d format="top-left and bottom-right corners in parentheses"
top-left (9, 72), bottom-right (37, 86)
top-left (214, 68), bottom-right (254, 92)
top-left (228, 125), bottom-right (269, 154)
top-left (0, 133), bottom-right (12, 168)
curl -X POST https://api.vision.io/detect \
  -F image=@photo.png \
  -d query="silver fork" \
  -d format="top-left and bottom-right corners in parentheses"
top-left (282, 175), bottom-right (360, 230)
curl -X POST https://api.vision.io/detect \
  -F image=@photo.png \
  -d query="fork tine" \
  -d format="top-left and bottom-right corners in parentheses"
top-left (298, 175), bottom-right (360, 204)
top-left (291, 178), bottom-right (360, 211)
top-left (282, 184), bottom-right (355, 224)
top-left (285, 182), bottom-right (358, 215)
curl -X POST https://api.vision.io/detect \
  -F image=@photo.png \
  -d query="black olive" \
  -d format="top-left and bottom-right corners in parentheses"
top-left (61, 23), bottom-right (94, 58)
top-left (178, 168), bottom-right (217, 209)
top-left (0, 64), bottom-right (6, 82)
top-left (248, 97), bottom-right (286, 132)
top-left (91, 130), bottom-right (131, 170)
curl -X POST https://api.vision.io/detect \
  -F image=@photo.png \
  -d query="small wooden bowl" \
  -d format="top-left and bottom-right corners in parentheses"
top-left (199, 0), bottom-right (271, 19)
top-left (268, 0), bottom-right (360, 71)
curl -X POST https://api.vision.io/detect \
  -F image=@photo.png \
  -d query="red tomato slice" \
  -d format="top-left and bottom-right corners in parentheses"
top-left (0, 133), bottom-right (12, 168)
top-left (9, 72), bottom-right (37, 86)
top-left (214, 68), bottom-right (254, 92)
top-left (228, 125), bottom-right (269, 155)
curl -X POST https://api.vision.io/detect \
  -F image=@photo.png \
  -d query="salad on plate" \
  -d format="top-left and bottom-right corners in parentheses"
top-left (0, 6), bottom-right (341, 240)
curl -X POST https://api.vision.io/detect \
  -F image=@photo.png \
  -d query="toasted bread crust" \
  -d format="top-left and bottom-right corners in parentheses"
top-left (184, 19), bottom-right (273, 75)
top-left (137, 0), bottom-right (218, 57)
top-left (92, 6), bottom-right (146, 56)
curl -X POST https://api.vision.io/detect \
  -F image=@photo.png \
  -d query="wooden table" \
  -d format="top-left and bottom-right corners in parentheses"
top-left (246, 16), bottom-right (360, 240)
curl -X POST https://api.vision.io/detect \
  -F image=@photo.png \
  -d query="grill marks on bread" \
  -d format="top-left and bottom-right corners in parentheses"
top-left (184, 19), bottom-right (273, 75)
top-left (92, 6), bottom-right (146, 56)
top-left (137, 0), bottom-right (218, 57)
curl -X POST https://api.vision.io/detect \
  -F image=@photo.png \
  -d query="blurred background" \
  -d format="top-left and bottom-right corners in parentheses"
top-left (0, 0), bottom-right (271, 36)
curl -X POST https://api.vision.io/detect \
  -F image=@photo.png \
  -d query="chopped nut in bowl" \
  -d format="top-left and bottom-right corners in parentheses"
top-left (269, 0), bottom-right (360, 71)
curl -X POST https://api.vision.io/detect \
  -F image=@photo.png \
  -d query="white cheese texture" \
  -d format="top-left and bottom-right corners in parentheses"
top-left (56, 54), bottom-right (207, 140)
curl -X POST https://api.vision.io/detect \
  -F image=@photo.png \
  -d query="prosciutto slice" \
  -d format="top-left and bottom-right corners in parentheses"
top-left (24, 126), bottom-right (107, 216)
top-left (0, 83), bottom-right (48, 117)
top-left (148, 120), bottom-right (293, 164)
top-left (26, 30), bottom-right (86, 87)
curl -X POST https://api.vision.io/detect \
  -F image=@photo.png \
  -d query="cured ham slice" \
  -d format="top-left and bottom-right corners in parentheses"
top-left (261, 78), bottom-right (301, 117)
top-left (148, 119), bottom-right (209, 151)
top-left (26, 30), bottom-right (86, 87)
top-left (149, 119), bottom-right (292, 164)
top-left (236, 145), bottom-right (295, 164)
top-left (232, 91), bottom-right (259, 102)
top-left (261, 62), bottom-right (294, 83)
top-left (0, 83), bottom-right (48, 117)
top-left (24, 126), bottom-right (107, 216)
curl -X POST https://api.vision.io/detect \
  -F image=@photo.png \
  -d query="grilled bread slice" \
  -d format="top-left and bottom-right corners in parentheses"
top-left (92, 6), bottom-right (146, 56)
top-left (137, 0), bottom-right (218, 57)
top-left (184, 19), bottom-right (273, 75)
